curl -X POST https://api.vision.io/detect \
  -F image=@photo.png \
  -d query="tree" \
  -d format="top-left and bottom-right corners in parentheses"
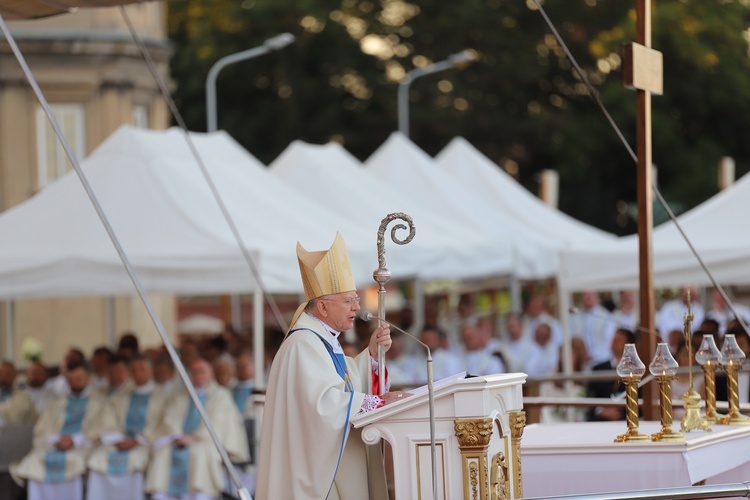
top-left (167, 0), bottom-right (750, 234)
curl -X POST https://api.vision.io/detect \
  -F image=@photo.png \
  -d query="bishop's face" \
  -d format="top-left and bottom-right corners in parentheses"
top-left (316, 291), bottom-right (361, 332)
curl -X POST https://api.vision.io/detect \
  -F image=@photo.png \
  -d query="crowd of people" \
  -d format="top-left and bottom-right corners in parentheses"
top-left (373, 286), bottom-right (750, 422)
top-left (3, 285), bottom-right (750, 498)
top-left (0, 333), bottom-right (256, 500)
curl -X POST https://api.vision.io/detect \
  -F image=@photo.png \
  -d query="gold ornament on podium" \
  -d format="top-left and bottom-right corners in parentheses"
top-left (649, 343), bottom-right (685, 441)
top-left (719, 334), bottom-right (750, 425)
top-left (695, 334), bottom-right (722, 425)
top-left (615, 344), bottom-right (649, 442)
top-left (680, 291), bottom-right (710, 432)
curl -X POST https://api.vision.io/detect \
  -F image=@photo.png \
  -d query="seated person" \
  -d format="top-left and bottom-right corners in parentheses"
top-left (12, 360), bottom-right (116, 500)
top-left (0, 360), bottom-right (36, 427)
top-left (145, 357), bottom-right (249, 500)
top-left (86, 354), bottom-right (168, 499)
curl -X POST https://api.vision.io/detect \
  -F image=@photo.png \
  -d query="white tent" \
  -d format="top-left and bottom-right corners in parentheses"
top-left (0, 125), bottom-right (380, 298)
top-left (435, 137), bottom-right (616, 246)
top-left (269, 140), bottom-right (510, 280)
top-left (365, 132), bottom-right (562, 279)
top-left (558, 171), bottom-right (750, 291)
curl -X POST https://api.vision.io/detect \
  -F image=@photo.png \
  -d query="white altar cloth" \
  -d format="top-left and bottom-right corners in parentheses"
top-left (522, 421), bottom-right (750, 498)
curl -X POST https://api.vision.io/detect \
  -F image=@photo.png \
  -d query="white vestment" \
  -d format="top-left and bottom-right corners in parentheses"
top-left (144, 382), bottom-right (248, 498)
top-left (88, 382), bottom-right (165, 474)
top-left (11, 386), bottom-right (116, 485)
top-left (569, 305), bottom-right (618, 366)
top-left (255, 312), bottom-right (388, 500)
top-left (0, 386), bottom-right (36, 427)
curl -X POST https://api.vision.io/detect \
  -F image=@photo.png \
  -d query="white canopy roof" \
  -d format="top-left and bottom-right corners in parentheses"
top-left (435, 137), bottom-right (616, 246)
top-left (365, 132), bottom-right (563, 279)
top-left (269, 140), bottom-right (509, 280)
top-left (559, 172), bottom-right (750, 291)
top-left (0, 125), bottom-right (377, 298)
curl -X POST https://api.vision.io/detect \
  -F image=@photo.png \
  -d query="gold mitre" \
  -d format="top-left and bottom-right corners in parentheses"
top-left (297, 232), bottom-right (356, 300)
top-left (289, 232), bottom-right (356, 330)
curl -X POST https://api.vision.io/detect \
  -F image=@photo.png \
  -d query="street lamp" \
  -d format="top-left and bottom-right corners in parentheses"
top-left (205, 32), bottom-right (295, 132)
top-left (397, 49), bottom-right (477, 137)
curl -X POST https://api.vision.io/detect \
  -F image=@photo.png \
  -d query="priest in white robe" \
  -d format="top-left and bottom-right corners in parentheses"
top-left (11, 360), bottom-right (117, 500)
top-left (144, 357), bottom-right (249, 500)
top-left (0, 360), bottom-right (36, 427)
top-left (87, 354), bottom-right (167, 500)
top-left (24, 361), bottom-right (56, 415)
top-left (256, 232), bottom-right (407, 500)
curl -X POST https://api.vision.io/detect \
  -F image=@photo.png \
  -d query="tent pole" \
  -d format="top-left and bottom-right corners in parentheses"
top-left (253, 291), bottom-right (264, 390)
top-left (557, 286), bottom-right (574, 422)
top-left (4, 300), bottom-right (13, 361)
top-left (510, 274), bottom-right (522, 314)
top-left (106, 297), bottom-right (116, 348)
top-left (413, 277), bottom-right (425, 335)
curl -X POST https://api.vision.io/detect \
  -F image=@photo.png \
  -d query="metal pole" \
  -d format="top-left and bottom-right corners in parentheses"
top-left (397, 50), bottom-right (476, 138)
top-left (206, 33), bottom-right (295, 133)
top-left (4, 301), bottom-right (13, 361)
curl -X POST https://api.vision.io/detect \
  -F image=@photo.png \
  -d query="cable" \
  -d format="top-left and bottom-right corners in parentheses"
top-left (119, 6), bottom-right (288, 333)
top-left (530, 0), bottom-right (750, 333)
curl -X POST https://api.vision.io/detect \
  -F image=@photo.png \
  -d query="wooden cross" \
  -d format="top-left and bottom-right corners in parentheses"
top-left (623, 0), bottom-right (663, 420)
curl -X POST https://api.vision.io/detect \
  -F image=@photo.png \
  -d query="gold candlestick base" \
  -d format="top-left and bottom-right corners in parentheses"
top-left (705, 408), bottom-right (722, 425)
top-left (615, 428), bottom-right (650, 443)
top-left (721, 411), bottom-right (750, 425)
top-left (651, 426), bottom-right (685, 442)
top-left (681, 389), bottom-right (711, 433)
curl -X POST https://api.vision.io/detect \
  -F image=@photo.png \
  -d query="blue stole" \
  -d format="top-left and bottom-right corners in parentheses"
top-left (231, 384), bottom-right (252, 414)
top-left (44, 393), bottom-right (88, 483)
top-left (0, 387), bottom-right (10, 402)
top-left (168, 392), bottom-right (206, 497)
top-left (287, 328), bottom-right (352, 391)
top-left (107, 392), bottom-right (151, 475)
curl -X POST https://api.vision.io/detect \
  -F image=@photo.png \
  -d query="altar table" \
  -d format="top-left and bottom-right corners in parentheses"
top-left (521, 421), bottom-right (750, 498)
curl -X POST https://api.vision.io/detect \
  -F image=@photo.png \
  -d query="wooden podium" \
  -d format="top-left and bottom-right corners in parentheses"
top-left (352, 373), bottom-right (527, 500)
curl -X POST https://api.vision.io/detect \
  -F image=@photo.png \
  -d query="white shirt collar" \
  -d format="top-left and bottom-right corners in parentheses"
top-left (308, 313), bottom-right (344, 354)
top-left (133, 381), bottom-right (154, 395)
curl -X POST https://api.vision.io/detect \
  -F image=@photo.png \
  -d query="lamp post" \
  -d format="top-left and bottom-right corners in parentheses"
top-left (205, 32), bottom-right (295, 133)
top-left (397, 49), bottom-right (476, 137)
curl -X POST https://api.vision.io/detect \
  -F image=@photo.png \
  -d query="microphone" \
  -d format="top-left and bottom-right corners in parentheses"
top-left (361, 310), bottom-right (438, 500)
top-left (361, 311), bottom-right (431, 358)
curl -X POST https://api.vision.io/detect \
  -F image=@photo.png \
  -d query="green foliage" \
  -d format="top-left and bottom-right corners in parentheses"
top-left (167, 0), bottom-right (750, 234)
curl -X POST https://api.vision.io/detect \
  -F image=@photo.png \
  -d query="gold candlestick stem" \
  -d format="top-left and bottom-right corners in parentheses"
top-left (702, 364), bottom-right (720, 424)
top-left (722, 363), bottom-right (750, 425)
top-left (615, 376), bottom-right (649, 442)
top-left (652, 375), bottom-right (685, 441)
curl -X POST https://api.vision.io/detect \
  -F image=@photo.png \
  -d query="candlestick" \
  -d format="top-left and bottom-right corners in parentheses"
top-left (695, 334), bottom-right (722, 425)
top-left (649, 343), bottom-right (685, 441)
top-left (719, 334), bottom-right (750, 425)
top-left (615, 344), bottom-right (649, 442)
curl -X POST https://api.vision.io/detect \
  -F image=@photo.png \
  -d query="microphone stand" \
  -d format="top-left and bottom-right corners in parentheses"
top-left (362, 311), bottom-right (437, 500)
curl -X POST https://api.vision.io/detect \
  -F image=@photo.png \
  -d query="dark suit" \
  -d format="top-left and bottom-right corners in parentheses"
top-left (586, 360), bottom-right (626, 421)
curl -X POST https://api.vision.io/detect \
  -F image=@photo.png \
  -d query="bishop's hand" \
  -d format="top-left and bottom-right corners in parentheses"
top-left (368, 324), bottom-right (392, 359)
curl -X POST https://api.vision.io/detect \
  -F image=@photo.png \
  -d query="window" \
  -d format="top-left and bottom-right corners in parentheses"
top-left (132, 104), bottom-right (149, 129)
top-left (35, 104), bottom-right (86, 188)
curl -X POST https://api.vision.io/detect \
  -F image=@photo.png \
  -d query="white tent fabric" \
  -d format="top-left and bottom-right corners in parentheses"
top-left (365, 132), bottom-right (563, 279)
top-left (269, 140), bottom-right (510, 280)
top-left (435, 137), bottom-right (616, 246)
top-left (0, 125), bottom-right (377, 298)
top-left (558, 172), bottom-right (750, 291)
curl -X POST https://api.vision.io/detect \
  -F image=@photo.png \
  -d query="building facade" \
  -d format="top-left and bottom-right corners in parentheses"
top-left (0, 4), bottom-right (176, 365)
